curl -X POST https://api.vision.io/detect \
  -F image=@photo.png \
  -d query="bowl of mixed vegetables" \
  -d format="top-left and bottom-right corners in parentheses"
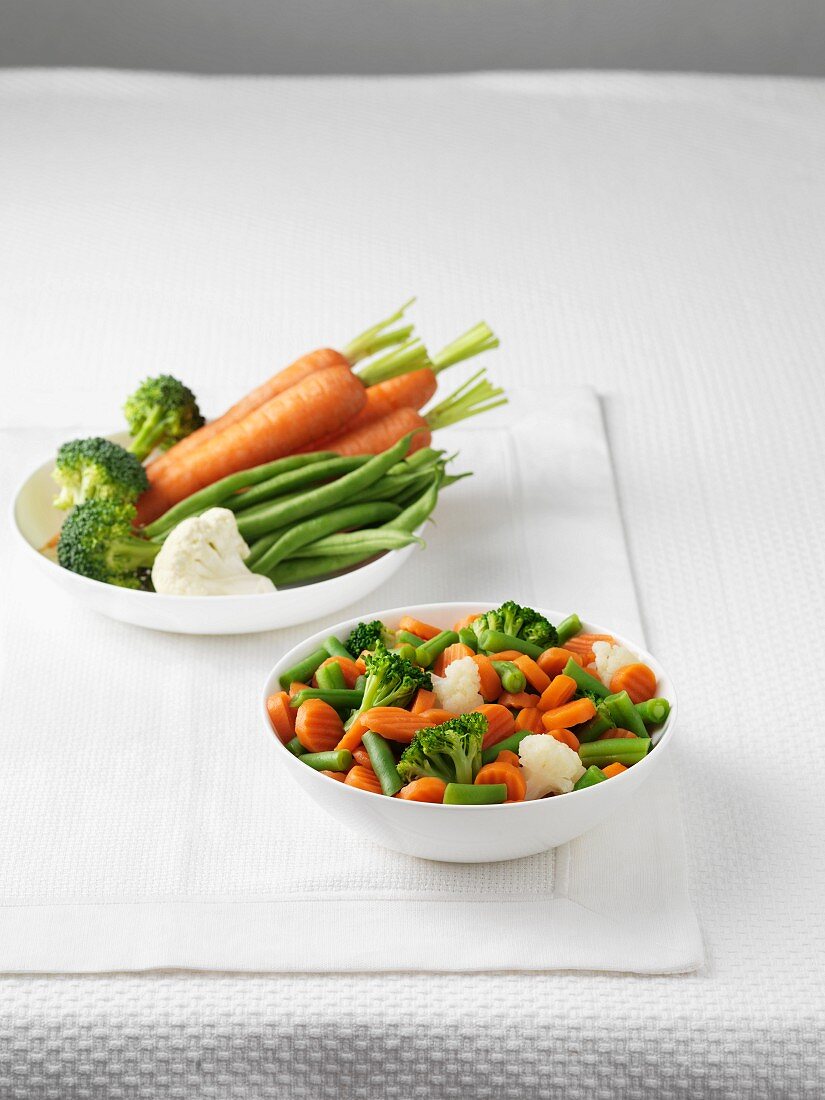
top-left (262, 601), bottom-right (677, 862)
top-left (11, 304), bottom-right (505, 634)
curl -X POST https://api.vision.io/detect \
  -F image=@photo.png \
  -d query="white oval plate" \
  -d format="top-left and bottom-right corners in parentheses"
top-left (10, 434), bottom-right (424, 635)
top-left (261, 602), bottom-right (678, 862)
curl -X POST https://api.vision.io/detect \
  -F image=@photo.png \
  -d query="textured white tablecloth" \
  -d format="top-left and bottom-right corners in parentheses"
top-left (1, 69), bottom-right (823, 1097)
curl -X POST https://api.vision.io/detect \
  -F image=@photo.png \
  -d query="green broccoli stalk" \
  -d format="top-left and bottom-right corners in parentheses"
top-left (52, 437), bottom-right (149, 510)
top-left (397, 713), bottom-right (486, 786)
top-left (471, 601), bottom-right (558, 649)
top-left (124, 375), bottom-right (204, 460)
top-left (57, 500), bottom-right (159, 588)
top-left (345, 620), bottom-right (396, 659)
top-left (344, 641), bottom-right (431, 728)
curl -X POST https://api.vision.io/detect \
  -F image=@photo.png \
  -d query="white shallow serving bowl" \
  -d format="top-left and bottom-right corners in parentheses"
top-left (10, 434), bottom-right (423, 635)
top-left (261, 601), bottom-right (678, 862)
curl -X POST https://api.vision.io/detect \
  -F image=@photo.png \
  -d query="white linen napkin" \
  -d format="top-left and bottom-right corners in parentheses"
top-left (0, 387), bottom-right (702, 973)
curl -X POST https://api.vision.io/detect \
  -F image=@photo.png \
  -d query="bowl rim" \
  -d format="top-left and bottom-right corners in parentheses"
top-left (261, 600), bottom-right (678, 813)
top-left (9, 435), bottom-right (423, 604)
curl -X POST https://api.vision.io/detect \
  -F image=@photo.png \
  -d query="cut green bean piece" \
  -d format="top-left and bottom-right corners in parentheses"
top-left (491, 660), bottom-right (527, 694)
top-left (578, 738), bottom-right (651, 769)
top-left (458, 628), bottom-right (478, 652)
top-left (415, 630), bottom-right (460, 668)
top-left (316, 661), bottom-right (346, 691)
top-left (564, 658), bottom-right (610, 699)
top-left (290, 688), bottom-right (363, 709)
top-left (443, 783), bottom-right (507, 805)
top-left (573, 765), bottom-right (606, 791)
top-left (324, 636), bottom-right (351, 660)
top-left (480, 728), bottom-right (531, 766)
top-left (300, 749), bottom-right (354, 772)
top-left (576, 705), bottom-right (615, 744)
top-left (636, 698), bottom-right (671, 726)
top-left (556, 614), bottom-right (582, 646)
top-left (480, 630), bottom-right (543, 660)
top-left (603, 691), bottom-right (649, 738)
top-left (279, 646), bottom-right (329, 690)
top-left (394, 643), bottom-right (418, 663)
top-left (285, 737), bottom-right (305, 757)
top-left (362, 732), bottom-right (403, 797)
top-left (397, 629), bottom-right (426, 648)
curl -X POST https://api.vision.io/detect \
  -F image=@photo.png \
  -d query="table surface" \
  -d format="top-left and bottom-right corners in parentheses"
top-left (1, 69), bottom-right (824, 1099)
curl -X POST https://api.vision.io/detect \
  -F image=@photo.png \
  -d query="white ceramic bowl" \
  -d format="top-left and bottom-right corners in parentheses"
top-left (261, 601), bottom-right (678, 862)
top-left (10, 434), bottom-right (424, 635)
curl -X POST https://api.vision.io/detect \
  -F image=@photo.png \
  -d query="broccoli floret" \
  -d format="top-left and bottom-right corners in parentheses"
top-left (57, 500), bottom-right (159, 588)
top-left (345, 640), bottom-right (430, 727)
top-left (124, 374), bottom-right (204, 460)
top-left (52, 436), bottom-right (149, 511)
top-left (472, 601), bottom-right (557, 649)
top-left (397, 713), bottom-right (486, 786)
top-left (345, 620), bottom-right (395, 659)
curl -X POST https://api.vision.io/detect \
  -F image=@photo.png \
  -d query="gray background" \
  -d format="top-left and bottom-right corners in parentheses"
top-left (2, 0), bottom-right (824, 75)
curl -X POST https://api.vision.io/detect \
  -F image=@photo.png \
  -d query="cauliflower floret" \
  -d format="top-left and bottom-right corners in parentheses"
top-left (593, 641), bottom-right (638, 689)
top-left (151, 507), bottom-right (275, 596)
top-left (518, 734), bottom-right (585, 799)
top-left (432, 656), bottom-right (483, 714)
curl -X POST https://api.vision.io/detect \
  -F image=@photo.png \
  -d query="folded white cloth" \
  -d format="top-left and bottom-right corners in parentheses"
top-left (0, 386), bottom-right (701, 973)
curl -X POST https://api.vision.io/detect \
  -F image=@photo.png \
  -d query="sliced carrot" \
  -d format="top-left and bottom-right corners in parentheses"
top-left (397, 616), bottom-right (441, 641)
top-left (472, 653), bottom-right (502, 701)
top-left (515, 707), bottom-right (545, 734)
top-left (540, 698), bottom-right (597, 729)
top-left (496, 749), bottom-right (521, 767)
top-left (602, 762), bottom-right (628, 779)
top-left (314, 655), bottom-right (363, 689)
top-left (537, 673), bottom-right (578, 713)
top-left (344, 764), bottom-right (383, 794)
top-left (396, 777), bottom-right (447, 803)
top-left (475, 762), bottom-right (526, 803)
top-left (410, 688), bottom-right (437, 715)
top-left (537, 647), bottom-right (582, 677)
top-left (547, 727), bottom-right (580, 752)
top-left (474, 703), bottom-right (516, 749)
top-left (512, 655), bottom-right (551, 694)
top-left (321, 770), bottom-right (348, 782)
top-left (609, 663), bottom-right (658, 704)
top-left (416, 708), bottom-right (459, 725)
top-left (453, 613), bottom-right (481, 632)
top-left (334, 714), bottom-right (369, 753)
top-left (499, 691), bottom-right (541, 711)
top-left (352, 746), bottom-right (372, 767)
top-left (266, 691), bottom-right (296, 743)
top-left (563, 633), bottom-right (614, 667)
top-left (599, 728), bottom-right (638, 740)
top-left (358, 707), bottom-right (428, 743)
top-left (433, 642), bottom-right (475, 677)
top-left (484, 649), bottom-right (524, 662)
top-left (295, 698), bottom-right (344, 753)
top-left (289, 680), bottom-right (311, 699)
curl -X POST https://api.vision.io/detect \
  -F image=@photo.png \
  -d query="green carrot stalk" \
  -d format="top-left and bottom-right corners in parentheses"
top-left (362, 732), bottom-right (403, 796)
top-left (341, 299), bottom-right (416, 363)
top-left (425, 369), bottom-right (507, 431)
top-left (356, 339), bottom-right (432, 386)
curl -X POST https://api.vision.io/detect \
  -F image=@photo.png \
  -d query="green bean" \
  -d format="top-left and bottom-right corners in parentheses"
top-left (636, 698), bottom-right (671, 726)
top-left (573, 765), bottom-right (606, 791)
top-left (395, 643), bottom-right (418, 663)
top-left (480, 630), bottom-right (543, 660)
top-left (287, 529), bottom-right (421, 561)
top-left (267, 548), bottom-right (391, 587)
top-left (556, 613), bottom-right (582, 646)
top-left (603, 691), bottom-right (649, 738)
top-left (415, 630), bottom-right (460, 668)
top-left (480, 729), bottom-right (531, 765)
top-left (397, 629), bottom-right (426, 647)
top-left (229, 456), bottom-right (367, 515)
top-left (387, 447), bottom-right (445, 475)
top-left (443, 783), bottom-right (507, 805)
top-left (381, 474), bottom-right (440, 533)
top-left (290, 688), bottom-right (363, 709)
top-left (564, 658), bottom-right (610, 699)
top-left (279, 646), bottom-right (329, 690)
top-left (236, 433), bottom-right (416, 542)
top-left (324, 636), bottom-right (351, 660)
top-left (578, 738), bottom-right (651, 769)
top-left (143, 451), bottom-right (338, 538)
top-left (355, 462), bottom-right (442, 505)
top-left (285, 736), bottom-right (305, 757)
top-left (491, 660), bottom-right (526, 694)
top-left (576, 704), bottom-right (615, 744)
top-left (362, 732), bottom-right (403, 796)
top-left (316, 661), bottom-right (346, 691)
top-left (300, 749), bottom-right (354, 772)
top-left (249, 501), bottom-right (402, 576)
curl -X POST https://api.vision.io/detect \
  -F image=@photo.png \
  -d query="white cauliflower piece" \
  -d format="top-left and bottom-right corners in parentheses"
top-left (518, 734), bottom-right (585, 799)
top-left (151, 507), bottom-right (275, 596)
top-left (593, 641), bottom-right (638, 688)
top-left (432, 656), bottom-right (483, 714)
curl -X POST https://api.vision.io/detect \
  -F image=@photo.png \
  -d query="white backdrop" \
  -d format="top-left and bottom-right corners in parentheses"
top-left (2, 0), bottom-right (824, 76)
